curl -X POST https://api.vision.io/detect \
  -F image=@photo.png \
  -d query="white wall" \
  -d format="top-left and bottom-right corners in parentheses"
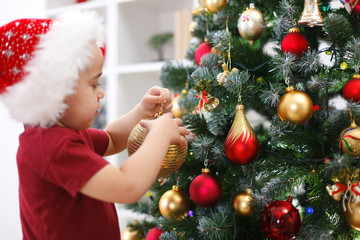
top-left (0, 1), bottom-right (45, 239)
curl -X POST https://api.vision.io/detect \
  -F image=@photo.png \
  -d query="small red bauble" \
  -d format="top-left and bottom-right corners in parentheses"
top-left (353, 1), bottom-right (360, 15)
top-left (260, 196), bottom-right (301, 240)
top-left (194, 42), bottom-right (212, 65)
top-left (146, 227), bottom-right (163, 240)
top-left (281, 28), bottom-right (308, 57)
top-left (343, 74), bottom-right (360, 103)
top-left (189, 168), bottom-right (222, 207)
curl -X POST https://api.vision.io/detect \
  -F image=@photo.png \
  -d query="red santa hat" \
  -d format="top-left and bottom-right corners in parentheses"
top-left (0, 11), bottom-right (104, 127)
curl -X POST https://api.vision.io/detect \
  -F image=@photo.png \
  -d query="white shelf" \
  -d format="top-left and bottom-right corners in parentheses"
top-left (116, 61), bottom-right (165, 75)
top-left (46, 0), bottom-right (132, 15)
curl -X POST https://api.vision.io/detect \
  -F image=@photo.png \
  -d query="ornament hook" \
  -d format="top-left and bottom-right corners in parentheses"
top-left (238, 84), bottom-right (243, 104)
top-left (155, 97), bottom-right (166, 118)
top-left (349, 108), bottom-right (356, 123)
top-left (355, 61), bottom-right (360, 74)
top-left (343, 181), bottom-right (354, 214)
top-left (176, 177), bottom-right (180, 187)
top-left (285, 76), bottom-right (290, 87)
top-left (204, 159), bottom-right (209, 168)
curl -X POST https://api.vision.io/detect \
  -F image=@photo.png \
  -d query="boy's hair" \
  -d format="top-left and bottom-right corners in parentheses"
top-left (0, 11), bottom-right (104, 128)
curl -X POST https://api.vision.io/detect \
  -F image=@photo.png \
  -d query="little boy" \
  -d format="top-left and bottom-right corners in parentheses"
top-left (0, 11), bottom-right (189, 239)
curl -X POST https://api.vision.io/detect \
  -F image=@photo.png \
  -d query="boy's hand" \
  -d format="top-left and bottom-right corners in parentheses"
top-left (140, 86), bottom-right (172, 117)
top-left (140, 113), bottom-right (190, 146)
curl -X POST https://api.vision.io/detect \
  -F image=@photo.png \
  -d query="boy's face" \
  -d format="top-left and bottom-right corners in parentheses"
top-left (57, 44), bottom-right (104, 130)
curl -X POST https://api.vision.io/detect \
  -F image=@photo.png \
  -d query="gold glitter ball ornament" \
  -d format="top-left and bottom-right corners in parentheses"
top-left (233, 189), bottom-right (255, 217)
top-left (127, 117), bottom-right (187, 178)
top-left (277, 86), bottom-right (313, 125)
top-left (339, 114), bottom-right (360, 157)
top-left (159, 185), bottom-right (191, 220)
top-left (237, 3), bottom-right (266, 46)
top-left (205, 0), bottom-right (227, 13)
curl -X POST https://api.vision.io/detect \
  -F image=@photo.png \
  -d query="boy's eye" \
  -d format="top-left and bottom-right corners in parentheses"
top-left (92, 83), bottom-right (101, 89)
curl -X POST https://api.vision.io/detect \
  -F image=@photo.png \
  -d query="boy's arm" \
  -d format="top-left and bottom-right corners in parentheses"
top-left (103, 103), bottom-right (143, 156)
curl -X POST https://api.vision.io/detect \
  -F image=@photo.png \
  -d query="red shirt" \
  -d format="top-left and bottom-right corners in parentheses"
top-left (17, 126), bottom-right (120, 240)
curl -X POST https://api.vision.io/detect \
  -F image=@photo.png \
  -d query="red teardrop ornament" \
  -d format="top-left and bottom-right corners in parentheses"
top-left (225, 104), bottom-right (260, 165)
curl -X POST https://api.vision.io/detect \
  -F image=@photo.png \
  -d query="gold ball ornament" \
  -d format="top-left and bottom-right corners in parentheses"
top-left (340, 62), bottom-right (348, 70)
top-left (344, 193), bottom-right (360, 231)
top-left (171, 95), bottom-right (184, 119)
top-left (127, 119), bottom-right (187, 178)
top-left (339, 116), bottom-right (360, 157)
top-left (237, 3), bottom-right (266, 46)
top-left (233, 189), bottom-right (255, 217)
top-left (159, 185), bottom-right (191, 220)
top-left (277, 86), bottom-right (313, 125)
top-left (205, 0), bottom-right (227, 13)
top-left (256, 77), bottom-right (264, 83)
top-left (122, 224), bottom-right (145, 240)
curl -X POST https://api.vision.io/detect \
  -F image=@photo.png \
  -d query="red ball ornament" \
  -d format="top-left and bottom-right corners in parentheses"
top-left (146, 227), bottom-right (163, 240)
top-left (225, 104), bottom-right (260, 165)
top-left (260, 196), bottom-right (301, 240)
top-left (189, 168), bottom-right (222, 207)
top-left (194, 42), bottom-right (212, 65)
top-left (353, 1), bottom-right (360, 15)
top-left (281, 28), bottom-right (308, 57)
top-left (343, 74), bottom-right (360, 103)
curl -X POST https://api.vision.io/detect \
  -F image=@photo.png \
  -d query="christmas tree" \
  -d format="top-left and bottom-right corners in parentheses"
top-left (124, 0), bottom-right (360, 239)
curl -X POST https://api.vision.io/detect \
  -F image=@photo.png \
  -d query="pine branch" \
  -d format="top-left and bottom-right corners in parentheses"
top-left (197, 210), bottom-right (233, 240)
top-left (160, 61), bottom-right (194, 92)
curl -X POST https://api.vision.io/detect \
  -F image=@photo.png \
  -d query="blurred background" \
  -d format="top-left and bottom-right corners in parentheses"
top-left (0, 0), bottom-right (194, 239)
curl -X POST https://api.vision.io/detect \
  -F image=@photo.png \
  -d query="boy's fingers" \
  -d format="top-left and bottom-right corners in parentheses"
top-left (139, 119), bottom-right (150, 129)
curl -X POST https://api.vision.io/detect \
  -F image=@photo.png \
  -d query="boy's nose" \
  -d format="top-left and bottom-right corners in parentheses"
top-left (98, 88), bottom-right (105, 100)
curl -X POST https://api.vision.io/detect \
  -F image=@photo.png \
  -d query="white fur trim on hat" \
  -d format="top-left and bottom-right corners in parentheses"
top-left (0, 11), bottom-right (104, 128)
